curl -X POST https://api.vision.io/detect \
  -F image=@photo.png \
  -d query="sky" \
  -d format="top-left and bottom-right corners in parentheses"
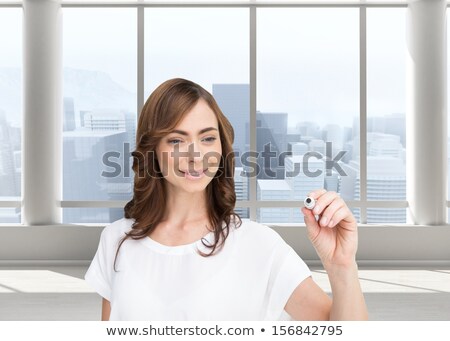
top-left (0, 6), bottom-right (415, 130)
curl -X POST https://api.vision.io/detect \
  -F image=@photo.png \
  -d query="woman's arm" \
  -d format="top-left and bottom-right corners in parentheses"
top-left (285, 264), bottom-right (367, 320)
top-left (285, 276), bottom-right (332, 320)
top-left (326, 262), bottom-right (368, 320)
top-left (286, 189), bottom-right (368, 320)
top-left (102, 298), bottom-right (111, 321)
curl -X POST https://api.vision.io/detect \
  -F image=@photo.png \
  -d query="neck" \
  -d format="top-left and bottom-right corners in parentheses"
top-left (162, 186), bottom-right (209, 230)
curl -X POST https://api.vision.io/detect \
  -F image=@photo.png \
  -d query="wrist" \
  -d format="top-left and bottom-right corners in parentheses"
top-left (322, 255), bottom-right (357, 267)
top-left (323, 260), bottom-right (359, 277)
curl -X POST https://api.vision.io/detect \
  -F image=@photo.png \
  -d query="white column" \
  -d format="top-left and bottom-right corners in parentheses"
top-left (23, 0), bottom-right (62, 225)
top-left (406, 0), bottom-right (447, 225)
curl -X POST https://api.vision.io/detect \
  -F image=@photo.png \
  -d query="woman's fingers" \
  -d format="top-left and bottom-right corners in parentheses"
top-left (305, 190), bottom-right (353, 228)
top-left (310, 191), bottom-right (339, 215)
top-left (318, 197), bottom-right (345, 228)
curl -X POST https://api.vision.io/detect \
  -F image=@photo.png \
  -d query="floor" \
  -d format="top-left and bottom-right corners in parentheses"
top-left (0, 265), bottom-right (449, 321)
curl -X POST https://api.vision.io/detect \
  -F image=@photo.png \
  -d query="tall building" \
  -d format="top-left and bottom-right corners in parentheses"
top-left (0, 110), bottom-right (19, 198)
top-left (63, 106), bottom-right (136, 223)
top-left (291, 142), bottom-right (309, 156)
top-left (68, 108), bottom-right (136, 146)
top-left (256, 111), bottom-right (288, 180)
top-left (340, 157), bottom-right (406, 223)
top-left (257, 179), bottom-right (292, 223)
top-left (257, 142), bottom-right (326, 223)
top-left (83, 110), bottom-right (126, 131)
top-left (63, 129), bottom-right (130, 223)
top-left (368, 133), bottom-right (403, 158)
top-left (80, 110), bottom-right (89, 128)
top-left (323, 124), bottom-right (344, 159)
top-left (285, 153), bottom-right (325, 222)
top-left (368, 113), bottom-right (406, 147)
top-left (384, 113), bottom-right (406, 147)
top-left (296, 121), bottom-right (321, 139)
top-left (63, 97), bottom-right (76, 132)
top-left (212, 84), bottom-right (249, 167)
top-left (308, 139), bottom-right (325, 155)
top-left (234, 166), bottom-right (249, 218)
top-left (257, 111), bottom-right (288, 151)
top-left (325, 169), bottom-right (340, 193)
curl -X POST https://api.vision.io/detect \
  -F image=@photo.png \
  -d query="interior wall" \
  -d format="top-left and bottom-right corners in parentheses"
top-left (0, 224), bottom-right (449, 266)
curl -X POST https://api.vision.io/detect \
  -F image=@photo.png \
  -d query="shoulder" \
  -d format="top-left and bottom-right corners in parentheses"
top-left (236, 219), bottom-right (286, 249)
top-left (99, 217), bottom-right (135, 246)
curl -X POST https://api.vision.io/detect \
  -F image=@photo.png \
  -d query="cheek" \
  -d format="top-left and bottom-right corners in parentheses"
top-left (206, 145), bottom-right (222, 168)
top-left (156, 147), bottom-right (175, 173)
top-left (207, 154), bottom-right (221, 167)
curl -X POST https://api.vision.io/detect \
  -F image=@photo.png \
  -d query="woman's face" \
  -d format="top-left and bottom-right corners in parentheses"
top-left (155, 99), bottom-right (222, 194)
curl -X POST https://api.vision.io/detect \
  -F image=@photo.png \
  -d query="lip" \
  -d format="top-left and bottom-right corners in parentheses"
top-left (179, 168), bottom-right (207, 174)
top-left (179, 168), bottom-right (208, 180)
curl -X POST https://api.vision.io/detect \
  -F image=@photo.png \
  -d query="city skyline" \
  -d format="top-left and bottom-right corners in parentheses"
top-left (0, 77), bottom-right (411, 224)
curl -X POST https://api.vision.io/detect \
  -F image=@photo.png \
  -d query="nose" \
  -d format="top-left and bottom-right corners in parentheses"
top-left (187, 141), bottom-right (203, 163)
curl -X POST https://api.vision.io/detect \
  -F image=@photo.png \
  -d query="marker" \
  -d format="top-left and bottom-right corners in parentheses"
top-left (304, 196), bottom-right (316, 210)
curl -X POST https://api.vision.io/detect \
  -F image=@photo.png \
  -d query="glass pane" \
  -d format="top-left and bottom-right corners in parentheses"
top-left (63, 208), bottom-right (125, 224)
top-left (144, 8), bottom-right (249, 200)
top-left (0, 9), bottom-right (22, 224)
top-left (62, 9), bottom-right (137, 212)
top-left (257, 206), bottom-right (361, 225)
top-left (257, 8), bottom-right (359, 211)
top-left (366, 9), bottom-right (406, 202)
top-left (257, 207), bottom-right (298, 224)
top-left (366, 208), bottom-right (406, 224)
top-left (234, 207), bottom-right (249, 220)
top-left (0, 208), bottom-right (21, 224)
top-left (351, 207), bottom-right (361, 224)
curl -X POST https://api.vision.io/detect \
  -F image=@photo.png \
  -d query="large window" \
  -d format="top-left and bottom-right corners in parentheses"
top-left (62, 8), bottom-right (137, 223)
top-left (257, 8), bottom-right (359, 223)
top-left (2, 1), bottom-right (447, 227)
top-left (0, 8), bottom-right (22, 224)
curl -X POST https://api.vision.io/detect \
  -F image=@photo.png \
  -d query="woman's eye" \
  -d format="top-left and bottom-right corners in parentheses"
top-left (168, 137), bottom-right (216, 145)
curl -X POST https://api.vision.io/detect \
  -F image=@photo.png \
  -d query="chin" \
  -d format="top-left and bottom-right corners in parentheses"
top-left (182, 185), bottom-right (209, 194)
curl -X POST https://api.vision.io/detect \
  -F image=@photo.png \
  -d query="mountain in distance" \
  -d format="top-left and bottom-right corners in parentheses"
top-left (0, 67), bottom-right (137, 127)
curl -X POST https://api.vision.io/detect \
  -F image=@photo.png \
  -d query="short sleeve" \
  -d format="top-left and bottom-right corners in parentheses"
top-left (265, 237), bottom-right (312, 320)
top-left (84, 226), bottom-right (115, 301)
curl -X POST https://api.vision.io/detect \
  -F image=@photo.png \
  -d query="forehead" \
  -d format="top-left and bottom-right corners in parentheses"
top-left (175, 99), bottom-right (218, 131)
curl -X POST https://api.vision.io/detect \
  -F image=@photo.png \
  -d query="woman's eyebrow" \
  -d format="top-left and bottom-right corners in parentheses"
top-left (169, 127), bottom-right (218, 136)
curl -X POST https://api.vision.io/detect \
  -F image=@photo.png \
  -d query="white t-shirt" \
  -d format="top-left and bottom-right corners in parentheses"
top-left (84, 216), bottom-right (312, 321)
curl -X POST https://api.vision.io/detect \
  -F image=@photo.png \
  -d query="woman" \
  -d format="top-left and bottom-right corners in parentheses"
top-left (85, 78), bottom-right (368, 321)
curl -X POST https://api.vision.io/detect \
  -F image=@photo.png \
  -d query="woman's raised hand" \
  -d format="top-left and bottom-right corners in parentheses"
top-left (301, 189), bottom-right (358, 268)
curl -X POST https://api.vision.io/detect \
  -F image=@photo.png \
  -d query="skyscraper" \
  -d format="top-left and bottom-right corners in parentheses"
top-left (212, 84), bottom-right (249, 167)
top-left (340, 156), bottom-right (406, 223)
top-left (63, 97), bottom-right (76, 132)
top-left (256, 111), bottom-right (288, 180)
top-left (234, 166), bottom-right (249, 218)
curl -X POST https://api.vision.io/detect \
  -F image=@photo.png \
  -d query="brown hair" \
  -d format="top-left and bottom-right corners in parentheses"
top-left (114, 78), bottom-right (242, 270)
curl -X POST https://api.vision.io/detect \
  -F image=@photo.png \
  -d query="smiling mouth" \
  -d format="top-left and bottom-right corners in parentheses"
top-left (179, 169), bottom-right (208, 175)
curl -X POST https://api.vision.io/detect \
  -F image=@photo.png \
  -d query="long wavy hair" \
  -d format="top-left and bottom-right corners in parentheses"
top-left (114, 78), bottom-right (242, 270)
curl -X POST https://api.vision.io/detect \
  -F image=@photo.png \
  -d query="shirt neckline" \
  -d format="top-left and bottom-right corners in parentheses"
top-left (140, 229), bottom-right (216, 255)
